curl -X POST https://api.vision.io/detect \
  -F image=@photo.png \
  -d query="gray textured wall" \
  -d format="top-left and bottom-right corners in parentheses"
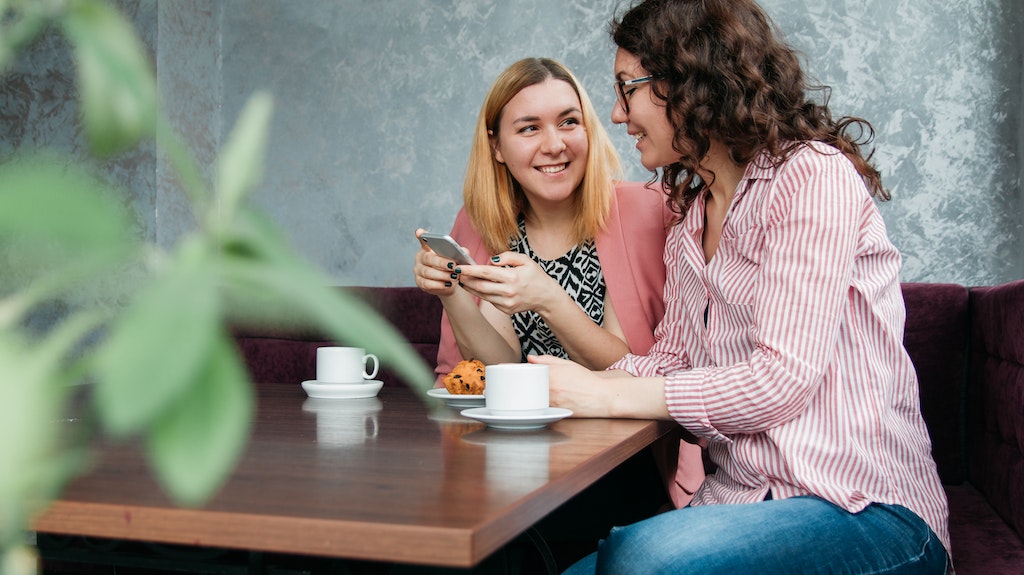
top-left (3, 0), bottom-right (1023, 289)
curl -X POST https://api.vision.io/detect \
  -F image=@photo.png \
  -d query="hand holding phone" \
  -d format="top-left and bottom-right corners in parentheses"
top-left (419, 232), bottom-right (476, 265)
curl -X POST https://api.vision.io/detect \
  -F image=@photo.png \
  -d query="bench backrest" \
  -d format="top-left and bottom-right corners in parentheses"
top-left (966, 280), bottom-right (1024, 538)
top-left (901, 283), bottom-right (970, 485)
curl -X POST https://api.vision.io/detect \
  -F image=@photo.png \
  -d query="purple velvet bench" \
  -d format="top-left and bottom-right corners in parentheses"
top-left (232, 280), bottom-right (1024, 574)
top-left (902, 280), bottom-right (1024, 573)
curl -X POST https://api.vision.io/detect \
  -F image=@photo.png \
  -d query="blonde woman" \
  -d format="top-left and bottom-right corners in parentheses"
top-left (416, 57), bottom-right (673, 374)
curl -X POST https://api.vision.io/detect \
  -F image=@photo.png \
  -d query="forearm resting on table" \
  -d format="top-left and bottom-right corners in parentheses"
top-left (557, 372), bottom-right (669, 419)
top-left (606, 376), bottom-right (671, 419)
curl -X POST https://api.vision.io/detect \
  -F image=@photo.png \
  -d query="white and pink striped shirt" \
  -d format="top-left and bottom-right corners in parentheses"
top-left (611, 142), bottom-right (950, 553)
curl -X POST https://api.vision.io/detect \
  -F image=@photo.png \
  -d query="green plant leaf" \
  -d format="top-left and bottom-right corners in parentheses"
top-left (215, 93), bottom-right (273, 225)
top-left (145, 333), bottom-right (253, 507)
top-left (0, 331), bottom-right (62, 543)
top-left (61, 0), bottom-right (157, 156)
top-left (0, 245), bottom-right (135, 328)
top-left (0, 544), bottom-right (39, 575)
top-left (94, 237), bottom-right (220, 436)
top-left (0, 154), bottom-right (134, 249)
top-left (156, 115), bottom-right (211, 218)
top-left (0, 2), bottom-right (48, 74)
top-left (0, 311), bottom-right (100, 545)
top-left (0, 155), bottom-right (139, 307)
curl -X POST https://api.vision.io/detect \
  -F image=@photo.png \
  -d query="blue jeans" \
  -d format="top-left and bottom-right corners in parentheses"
top-left (562, 496), bottom-right (948, 575)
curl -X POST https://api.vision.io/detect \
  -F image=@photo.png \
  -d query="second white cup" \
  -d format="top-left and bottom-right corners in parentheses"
top-left (484, 363), bottom-right (549, 413)
top-left (317, 347), bottom-right (379, 383)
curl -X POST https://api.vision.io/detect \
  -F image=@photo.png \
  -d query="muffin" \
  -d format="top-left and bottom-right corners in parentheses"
top-left (443, 359), bottom-right (486, 395)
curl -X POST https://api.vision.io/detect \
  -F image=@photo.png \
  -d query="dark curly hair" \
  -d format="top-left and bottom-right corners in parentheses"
top-left (611, 0), bottom-right (888, 216)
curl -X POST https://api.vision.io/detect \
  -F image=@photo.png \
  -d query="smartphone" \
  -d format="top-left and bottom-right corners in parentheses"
top-left (420, 232), bottom-right (476, 265)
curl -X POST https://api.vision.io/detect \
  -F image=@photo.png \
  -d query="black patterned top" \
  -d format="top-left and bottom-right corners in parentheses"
top-left (509, 215), bottom-right (606, 361)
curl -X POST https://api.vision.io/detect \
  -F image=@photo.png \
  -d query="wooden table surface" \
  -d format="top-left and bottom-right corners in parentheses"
top-left (32, 381), bottom-right (675, 568)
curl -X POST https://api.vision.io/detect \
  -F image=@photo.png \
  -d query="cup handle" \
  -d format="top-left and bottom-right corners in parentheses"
top-left (364, 353), bottom-right (379, 380)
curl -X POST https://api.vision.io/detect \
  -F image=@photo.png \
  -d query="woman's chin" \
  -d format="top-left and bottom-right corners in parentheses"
top-left (637, 150), bottom-right (677, 173)
top-left (639, 156), bottom-right (663, 172)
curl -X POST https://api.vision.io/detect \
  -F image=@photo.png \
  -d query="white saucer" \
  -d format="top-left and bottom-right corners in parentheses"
top-left (301, 379), bottom-right (383, 399)
top-left (427, 387), bottom-right (485, 408)
top-left (459, 407), bottom-right (573, 430)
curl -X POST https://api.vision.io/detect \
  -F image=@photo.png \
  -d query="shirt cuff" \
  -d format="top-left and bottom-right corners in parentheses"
top-left (664, 368), bottom-right (730, 443)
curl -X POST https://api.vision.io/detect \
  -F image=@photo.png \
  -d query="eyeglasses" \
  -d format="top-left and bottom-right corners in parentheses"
top-left (614, 75), bottom-right (658, 114)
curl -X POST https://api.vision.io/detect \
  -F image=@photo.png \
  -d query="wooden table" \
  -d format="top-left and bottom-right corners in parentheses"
top-left (32, 381), bottom-right (675, 569)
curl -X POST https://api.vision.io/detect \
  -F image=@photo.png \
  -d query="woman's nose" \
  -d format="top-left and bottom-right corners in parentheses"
top-left (540, 128), bottom-right (567, 154)
top-left (611, 99), bottom-right (627, 124)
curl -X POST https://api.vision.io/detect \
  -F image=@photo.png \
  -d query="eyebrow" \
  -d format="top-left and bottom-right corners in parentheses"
top-left (510, 107), bottom-right (582, 125)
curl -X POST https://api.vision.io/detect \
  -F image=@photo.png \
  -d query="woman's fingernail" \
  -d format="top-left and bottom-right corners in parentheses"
top-left (450, 272), bottom-right (458, 279)
top-left (453, 268), bottom-right (462, 274)
top-left (458, 281), bottom-right (464, 288)
top-left (445, 281), bottom-right (452, 287)
top-left (491, 255), bottom-right (500, 263)
top-left (447, 262), bottom-right (454, 269)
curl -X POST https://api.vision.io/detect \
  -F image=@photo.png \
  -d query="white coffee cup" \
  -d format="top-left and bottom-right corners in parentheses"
top-left (484, 363), bottom-right (549, 413)
top-left (316, 346), bottom-right (379, 383)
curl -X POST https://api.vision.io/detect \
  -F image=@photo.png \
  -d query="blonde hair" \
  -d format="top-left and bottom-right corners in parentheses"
top-left (463, 58), bottom-right (623, 253)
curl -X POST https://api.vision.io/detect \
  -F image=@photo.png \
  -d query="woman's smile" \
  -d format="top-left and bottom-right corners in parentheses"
top-left (538, 163), bottom-right (569, 174)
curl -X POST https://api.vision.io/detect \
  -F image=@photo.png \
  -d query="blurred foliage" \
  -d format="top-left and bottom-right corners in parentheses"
top-left (0, 0), bottom-right (434, 573)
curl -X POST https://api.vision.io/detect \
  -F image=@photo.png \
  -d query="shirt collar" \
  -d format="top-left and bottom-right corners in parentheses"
top-left (742, 150), bottom-right (778, 182)
top-left (681, 150), bottom-right (775, 230)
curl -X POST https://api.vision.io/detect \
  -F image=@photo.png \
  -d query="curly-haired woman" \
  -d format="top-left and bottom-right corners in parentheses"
top-left (538, 1), bottom-right (951, 573)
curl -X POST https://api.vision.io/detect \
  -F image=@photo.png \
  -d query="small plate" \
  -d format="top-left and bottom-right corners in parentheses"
top-left (459, 407), bottom-right (573, 430)
top-left (301, 379), bottom-right (383, 399)
top-left (427, 387), bottom-right (485, 408)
